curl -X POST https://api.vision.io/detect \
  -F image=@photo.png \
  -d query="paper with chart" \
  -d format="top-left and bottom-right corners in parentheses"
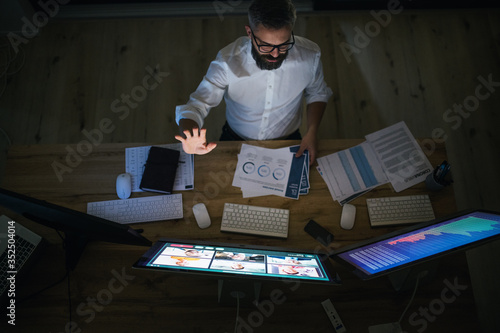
top-left (365, 121), bottom-right (433, 192)
top-left (125, 143), bottom-right (194, 192)
top-left (316, 121), bottom-right (432, 204)
top-left (289, 145), bottom-right (310, 195)
top-left (316, 141), bottom-right (388, 205)
top-left (232, 144), bottom-right (309, 199)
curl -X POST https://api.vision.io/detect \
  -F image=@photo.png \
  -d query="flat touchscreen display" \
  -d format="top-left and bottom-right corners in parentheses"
top-left (335, 210), bottom-right (500, 278)
top-left (134, 239), bottom-right (337, 283)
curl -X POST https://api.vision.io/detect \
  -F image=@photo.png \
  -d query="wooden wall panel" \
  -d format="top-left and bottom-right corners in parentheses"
top-left (0, 9), bottom-right (499, 210)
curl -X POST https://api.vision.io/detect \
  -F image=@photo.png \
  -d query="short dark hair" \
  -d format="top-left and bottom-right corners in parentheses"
top-left (248, 0), bottom-right (296, 31)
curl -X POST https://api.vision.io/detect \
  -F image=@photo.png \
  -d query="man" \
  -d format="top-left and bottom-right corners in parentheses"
top-left (175, 0), bottom-right (332, 164)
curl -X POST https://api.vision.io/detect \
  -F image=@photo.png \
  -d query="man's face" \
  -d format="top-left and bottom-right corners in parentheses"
top-left (246, 25), bottom-right (293, 70)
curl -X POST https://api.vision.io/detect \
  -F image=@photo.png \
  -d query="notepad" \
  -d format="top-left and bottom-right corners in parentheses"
top-left (125, 143), bottom-right (194, 192)
top-left (139, 146), bottom-right (180, 194)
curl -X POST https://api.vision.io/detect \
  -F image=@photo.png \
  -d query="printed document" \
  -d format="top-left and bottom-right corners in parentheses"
top-left (317, 141), bottom-right (388, 205)
top-left (232, 144), bottom-right (309, 199)
top-left (365, 121), bottom-right (433, 192)
top-left (316, 121), bottom-right (432, 204)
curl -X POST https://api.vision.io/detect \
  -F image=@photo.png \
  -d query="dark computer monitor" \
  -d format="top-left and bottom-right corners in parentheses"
top-left (331, 209), bottom-right (500, 289)
top-left (0, 187), bottom-right (152, 270)
top-left (133, 238), bottom-right (340, 305)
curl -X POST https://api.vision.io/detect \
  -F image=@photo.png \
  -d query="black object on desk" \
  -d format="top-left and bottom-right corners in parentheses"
top-left (304, 219), bottom-right (334, 247)
top-left (140, 146), bottom-right (180, 194)
top-left (426, 160), bottom-right (453, 191)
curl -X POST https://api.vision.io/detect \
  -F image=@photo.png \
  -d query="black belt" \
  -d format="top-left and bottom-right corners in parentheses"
top-left (221, 122), bottom-right (245, 141)
top-left (220, 122), bottom-right (301, 141)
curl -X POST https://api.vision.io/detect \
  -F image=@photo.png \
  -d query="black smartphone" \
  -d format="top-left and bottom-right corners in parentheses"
top-left (304, 220), bottom-right (334, 247)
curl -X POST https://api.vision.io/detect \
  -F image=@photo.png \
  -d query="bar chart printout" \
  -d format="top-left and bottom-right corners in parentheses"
top-left (337, 211), bottom-right (500, 276)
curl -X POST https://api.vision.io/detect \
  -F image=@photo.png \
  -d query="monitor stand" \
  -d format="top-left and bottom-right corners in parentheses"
top-left (387, 260), bottom-right (439, 292)
top-left (64, 231), bottom-right (89, 271)
top-left (25, 213), bottom-right (88, 271)
top-left (218, 279), bottom-right (262, 307)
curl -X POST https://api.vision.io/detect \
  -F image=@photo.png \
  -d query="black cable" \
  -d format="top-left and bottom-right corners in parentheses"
top-left (18, 271), bottom-right (68, 304)
top-left (398, 272), bottom-right (424, 324)
top-left (18, 230), bottom-right (69, 303)
top-left (56, 230), bottom-right (73, 324)
top-left (233, 293), bottom-right (241, 333)
top-left (67, 267), bottom-right (72, 324)
top-left (19, 228), bottom-right (73, 328)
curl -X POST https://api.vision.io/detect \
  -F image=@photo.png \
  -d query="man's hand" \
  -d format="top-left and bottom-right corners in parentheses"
top-left (175, 127), bottom-right (217, 155)
top-left (295, 101), bottom-right (327, 165)
top-left (295, 131), bottom-right (318, 165)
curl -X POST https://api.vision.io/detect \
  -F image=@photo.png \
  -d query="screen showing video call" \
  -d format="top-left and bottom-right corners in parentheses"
top-left (139, 241), bottom-right (331, 282)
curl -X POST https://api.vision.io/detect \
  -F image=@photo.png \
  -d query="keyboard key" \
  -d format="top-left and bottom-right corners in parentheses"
top-left (220, 203), bottom-right (289, 238)
top-left (87, 194), bottom-right (183, 224)
top-left (366, 195), bottom-right (435, 227)
top-left (0, 235), bottom-right (37, 294)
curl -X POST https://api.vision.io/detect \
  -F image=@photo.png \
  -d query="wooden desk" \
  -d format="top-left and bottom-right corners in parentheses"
top-left (1, 140), bottom-right (477, 333)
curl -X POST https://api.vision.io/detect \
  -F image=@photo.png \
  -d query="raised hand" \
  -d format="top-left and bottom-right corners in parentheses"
top-left (175, 127), bottom-right (217, 155)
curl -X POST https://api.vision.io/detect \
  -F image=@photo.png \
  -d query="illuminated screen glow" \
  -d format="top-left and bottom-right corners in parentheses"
top-left (337, 211), bottom-right (500, 276)
top-left (139, 241), bottom-right (331, 282)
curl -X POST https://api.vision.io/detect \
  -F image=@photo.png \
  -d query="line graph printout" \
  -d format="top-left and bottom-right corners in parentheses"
top-left (337, 211), bottom-right (500, 276)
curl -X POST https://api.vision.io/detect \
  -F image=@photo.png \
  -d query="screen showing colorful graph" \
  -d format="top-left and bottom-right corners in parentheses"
top-left (336, 211), bottom-right (500, 276)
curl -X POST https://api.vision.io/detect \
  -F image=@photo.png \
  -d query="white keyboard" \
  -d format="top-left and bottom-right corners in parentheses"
top-left (366, 194), bottom-right (435, 227)
top-left (87, 194), bottom-right (183, 224)
top-left (220, 203), bottom-right (289, 238)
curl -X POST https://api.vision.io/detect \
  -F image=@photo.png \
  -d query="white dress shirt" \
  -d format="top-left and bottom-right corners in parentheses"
top-left (175, 35), bottom-right (333, 140)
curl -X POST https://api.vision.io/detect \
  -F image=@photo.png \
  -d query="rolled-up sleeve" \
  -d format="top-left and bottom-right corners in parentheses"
top-left (303, 52), bottom-right (333, 105)
top-left (175, 58), bottom-right (228, 128)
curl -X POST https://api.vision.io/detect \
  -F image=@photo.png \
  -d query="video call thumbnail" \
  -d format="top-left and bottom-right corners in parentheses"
top-left (148, 243), bottom-right (328, 280)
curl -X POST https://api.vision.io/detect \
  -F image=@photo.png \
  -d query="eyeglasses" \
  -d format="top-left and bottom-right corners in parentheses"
top-left (250, 28), bottom-right (295, 54)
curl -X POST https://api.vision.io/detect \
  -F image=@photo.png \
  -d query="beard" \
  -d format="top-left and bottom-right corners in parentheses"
top-left (251, 43), bottom-right (289, 70)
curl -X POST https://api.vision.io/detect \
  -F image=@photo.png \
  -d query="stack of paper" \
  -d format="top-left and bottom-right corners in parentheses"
top-left (232, 144), bottom-right (310, 199)
top-left (316, 121), bottom-right (433, 205)
top-left (316, 141), bottom-right (388, 205)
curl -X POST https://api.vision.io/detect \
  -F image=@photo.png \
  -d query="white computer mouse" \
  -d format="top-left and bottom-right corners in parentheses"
top-left (116, 173), bottom-right (132, 199)
top-left (193, 203), bottom-right (211, 229)
top-left (340, 203), bottom-right (356, 230)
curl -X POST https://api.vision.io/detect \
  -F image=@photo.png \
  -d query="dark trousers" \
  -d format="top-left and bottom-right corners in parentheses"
top-left (219, 122), bottom-right (302, 141)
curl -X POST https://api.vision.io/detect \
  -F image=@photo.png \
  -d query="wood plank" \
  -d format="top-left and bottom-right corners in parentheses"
top-left (0, 9), bottom-right (499, 330)
top-left (0, 140), bottom-right (475, 333)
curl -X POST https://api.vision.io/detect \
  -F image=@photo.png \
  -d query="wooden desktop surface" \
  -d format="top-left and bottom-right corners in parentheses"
top-left (1, 140), bottom-right (476, 333)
